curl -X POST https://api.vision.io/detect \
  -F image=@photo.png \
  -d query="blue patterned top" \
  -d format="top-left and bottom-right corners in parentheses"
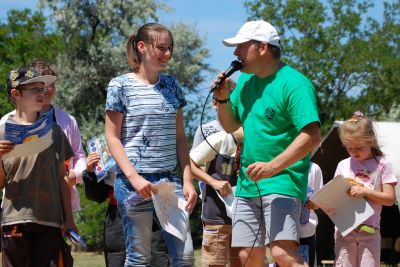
top-left (105, 73), bottom-right (187, 176)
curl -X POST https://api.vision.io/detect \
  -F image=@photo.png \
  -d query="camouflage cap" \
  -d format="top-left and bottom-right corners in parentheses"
top-left (6, 66), bottom-right (57, 96)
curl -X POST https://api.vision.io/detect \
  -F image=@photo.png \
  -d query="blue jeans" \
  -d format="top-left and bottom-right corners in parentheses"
top-left (114, 173), bottom-right (195, 267)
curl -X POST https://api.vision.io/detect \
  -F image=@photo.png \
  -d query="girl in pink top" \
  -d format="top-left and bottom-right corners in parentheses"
top-left (334, 111), bottom-right (397, 267)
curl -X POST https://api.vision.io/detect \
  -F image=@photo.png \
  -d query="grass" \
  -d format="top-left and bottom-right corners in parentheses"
top-left (0, 250), bottom-right (201, 267)
top-left (71, 249), bottom-right (202, 267)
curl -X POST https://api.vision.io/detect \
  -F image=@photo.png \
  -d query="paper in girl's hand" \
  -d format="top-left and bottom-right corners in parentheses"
top-left (1, 112), bottom-right (53, 159)
top-left (152, 180), bottom-right (189, 241)
top-left (216, 186), bottom-right (236, 218)
top-left (310, 175), bottom-right (374, 236)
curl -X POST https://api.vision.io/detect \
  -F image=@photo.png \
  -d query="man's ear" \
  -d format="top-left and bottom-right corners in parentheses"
top-left (257, 42), bottom-right (270, 57)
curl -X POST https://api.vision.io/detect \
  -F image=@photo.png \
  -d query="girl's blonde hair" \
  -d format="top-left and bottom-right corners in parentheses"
top-left (126, 23), bottom-right (174, 72)
top-left (339, 111), bottom-right (383, 157)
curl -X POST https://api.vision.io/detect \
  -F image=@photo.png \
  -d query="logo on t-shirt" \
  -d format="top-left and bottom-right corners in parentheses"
top-left (264, 107), bottom-right (276, 120)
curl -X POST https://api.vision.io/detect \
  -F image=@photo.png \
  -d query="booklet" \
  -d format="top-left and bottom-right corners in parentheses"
top-left (86, 134), bottom-right (116, 182)
top-left (1, 112), bottom-right (53, 159)
top-left (152, 180), bottom-right (189, 242)
top-left (310, 175), bottom-right (374, 236)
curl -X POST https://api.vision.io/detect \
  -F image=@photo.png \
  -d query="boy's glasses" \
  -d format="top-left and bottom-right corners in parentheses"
top-left (18, 87), bottom-right (45, 94)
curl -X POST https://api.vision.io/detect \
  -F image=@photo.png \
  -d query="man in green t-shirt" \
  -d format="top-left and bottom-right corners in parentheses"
top-left (213, 20), bottom-right (321, 267)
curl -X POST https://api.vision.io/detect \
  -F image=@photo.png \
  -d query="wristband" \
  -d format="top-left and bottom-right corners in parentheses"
top-left (213, 97), bottom-right (230, 104)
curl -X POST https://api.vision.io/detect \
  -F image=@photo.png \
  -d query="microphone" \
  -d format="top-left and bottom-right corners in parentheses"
top-left (210, 60), bottom-right (243, 93)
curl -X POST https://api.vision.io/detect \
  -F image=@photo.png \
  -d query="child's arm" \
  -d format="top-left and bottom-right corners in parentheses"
top-left (0, 140), bottom-right (14, 189)
top-left (176, 108), bottom-right (197, 213)
top-left (191, 159), bottom-right (232, 197)
top-left (105, 110), bottom-right (156, 199)
top-left (83, 153), bottom-right (110, 203)
top-left (58, 159), bottom-right (78, 234)
top-left (348, 183), bottom-right (396, 206)
top-left (68, 115), bottom-right (87, 184)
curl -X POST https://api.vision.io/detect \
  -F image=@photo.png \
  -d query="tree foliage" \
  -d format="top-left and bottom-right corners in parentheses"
top-left (0, 9), bottom-right (61, 116)
top-left (244, 0), bottom-right (400, 128)
top-left (38, 0), bottom-right (212, 141)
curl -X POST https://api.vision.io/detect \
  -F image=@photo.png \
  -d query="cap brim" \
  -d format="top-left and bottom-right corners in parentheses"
top-left (222, 37), bottom-right (252, 47)
top-left (20, 75), bottom-right (57, 87)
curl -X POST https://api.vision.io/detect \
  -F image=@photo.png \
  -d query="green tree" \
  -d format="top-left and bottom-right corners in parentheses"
top-left (0, 9), bottom-right (61, 116)
top-left (244, 0), bottom-right (400, 128)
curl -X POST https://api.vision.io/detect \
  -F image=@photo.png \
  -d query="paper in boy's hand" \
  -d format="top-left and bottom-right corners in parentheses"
top-left (86, 134), bottom-right (116, 181)
top-left (152, 180), bottom-right (189, 241)
top-left (216, 186), bottom-right (236, 218)
top-left (310, 175), bottom-right (374, 236)
top-left (1, 112), bottom-right (53, 159)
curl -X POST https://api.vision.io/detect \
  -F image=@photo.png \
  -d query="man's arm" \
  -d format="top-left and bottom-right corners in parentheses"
top-left (247, 122), bottom-right (321, 181)
top-left (216, 101), bottom-right (242, 133)
top-left (214, 78), bottom-right (241, 133)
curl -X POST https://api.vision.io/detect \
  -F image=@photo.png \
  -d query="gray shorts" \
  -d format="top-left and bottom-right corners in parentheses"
top-left (231, 194), bottom-right (302, 247)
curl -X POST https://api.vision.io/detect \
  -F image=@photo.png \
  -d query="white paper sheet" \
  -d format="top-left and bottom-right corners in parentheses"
top-left (310, 175), bottom-right (374, 236)
top-left (152, 181), bottom-right (189, 241)
top-left (216, 186), bottom-right (236, 218)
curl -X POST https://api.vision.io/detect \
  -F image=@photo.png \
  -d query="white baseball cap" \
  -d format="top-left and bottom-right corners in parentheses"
top-left (223, 20), bottom-right (280, 48)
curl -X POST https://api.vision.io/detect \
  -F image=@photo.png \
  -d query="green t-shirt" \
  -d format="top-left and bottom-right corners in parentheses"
top-left (230, 65), bottom-right (320, 201)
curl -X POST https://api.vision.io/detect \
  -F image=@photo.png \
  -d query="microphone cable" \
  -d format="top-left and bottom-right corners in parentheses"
top-left (199, 86), bottom-right (265, 267)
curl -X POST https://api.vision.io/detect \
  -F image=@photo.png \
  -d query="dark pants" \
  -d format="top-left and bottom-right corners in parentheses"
top-left (1, 223), bottom-right (63, 267)
top-left (300, 234), bottom-right (316, 267)
top-left (104, 204), bottom-right (170, 267)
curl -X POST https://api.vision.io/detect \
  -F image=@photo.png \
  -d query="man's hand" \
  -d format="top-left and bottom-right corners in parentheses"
top-left (246, 161), bottom-right (277, 182)
top-left (211, 180), bottom-right (232, 197)
top-left (183, 182), bottom-right (197, 213)
top-left (0, 140), bottom-right (14, 159)
top-left (212, 74), bottom-right (235, 100)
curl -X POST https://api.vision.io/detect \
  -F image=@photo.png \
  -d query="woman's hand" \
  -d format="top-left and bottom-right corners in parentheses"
top-left (129, 175), bottom-right (157, 199)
